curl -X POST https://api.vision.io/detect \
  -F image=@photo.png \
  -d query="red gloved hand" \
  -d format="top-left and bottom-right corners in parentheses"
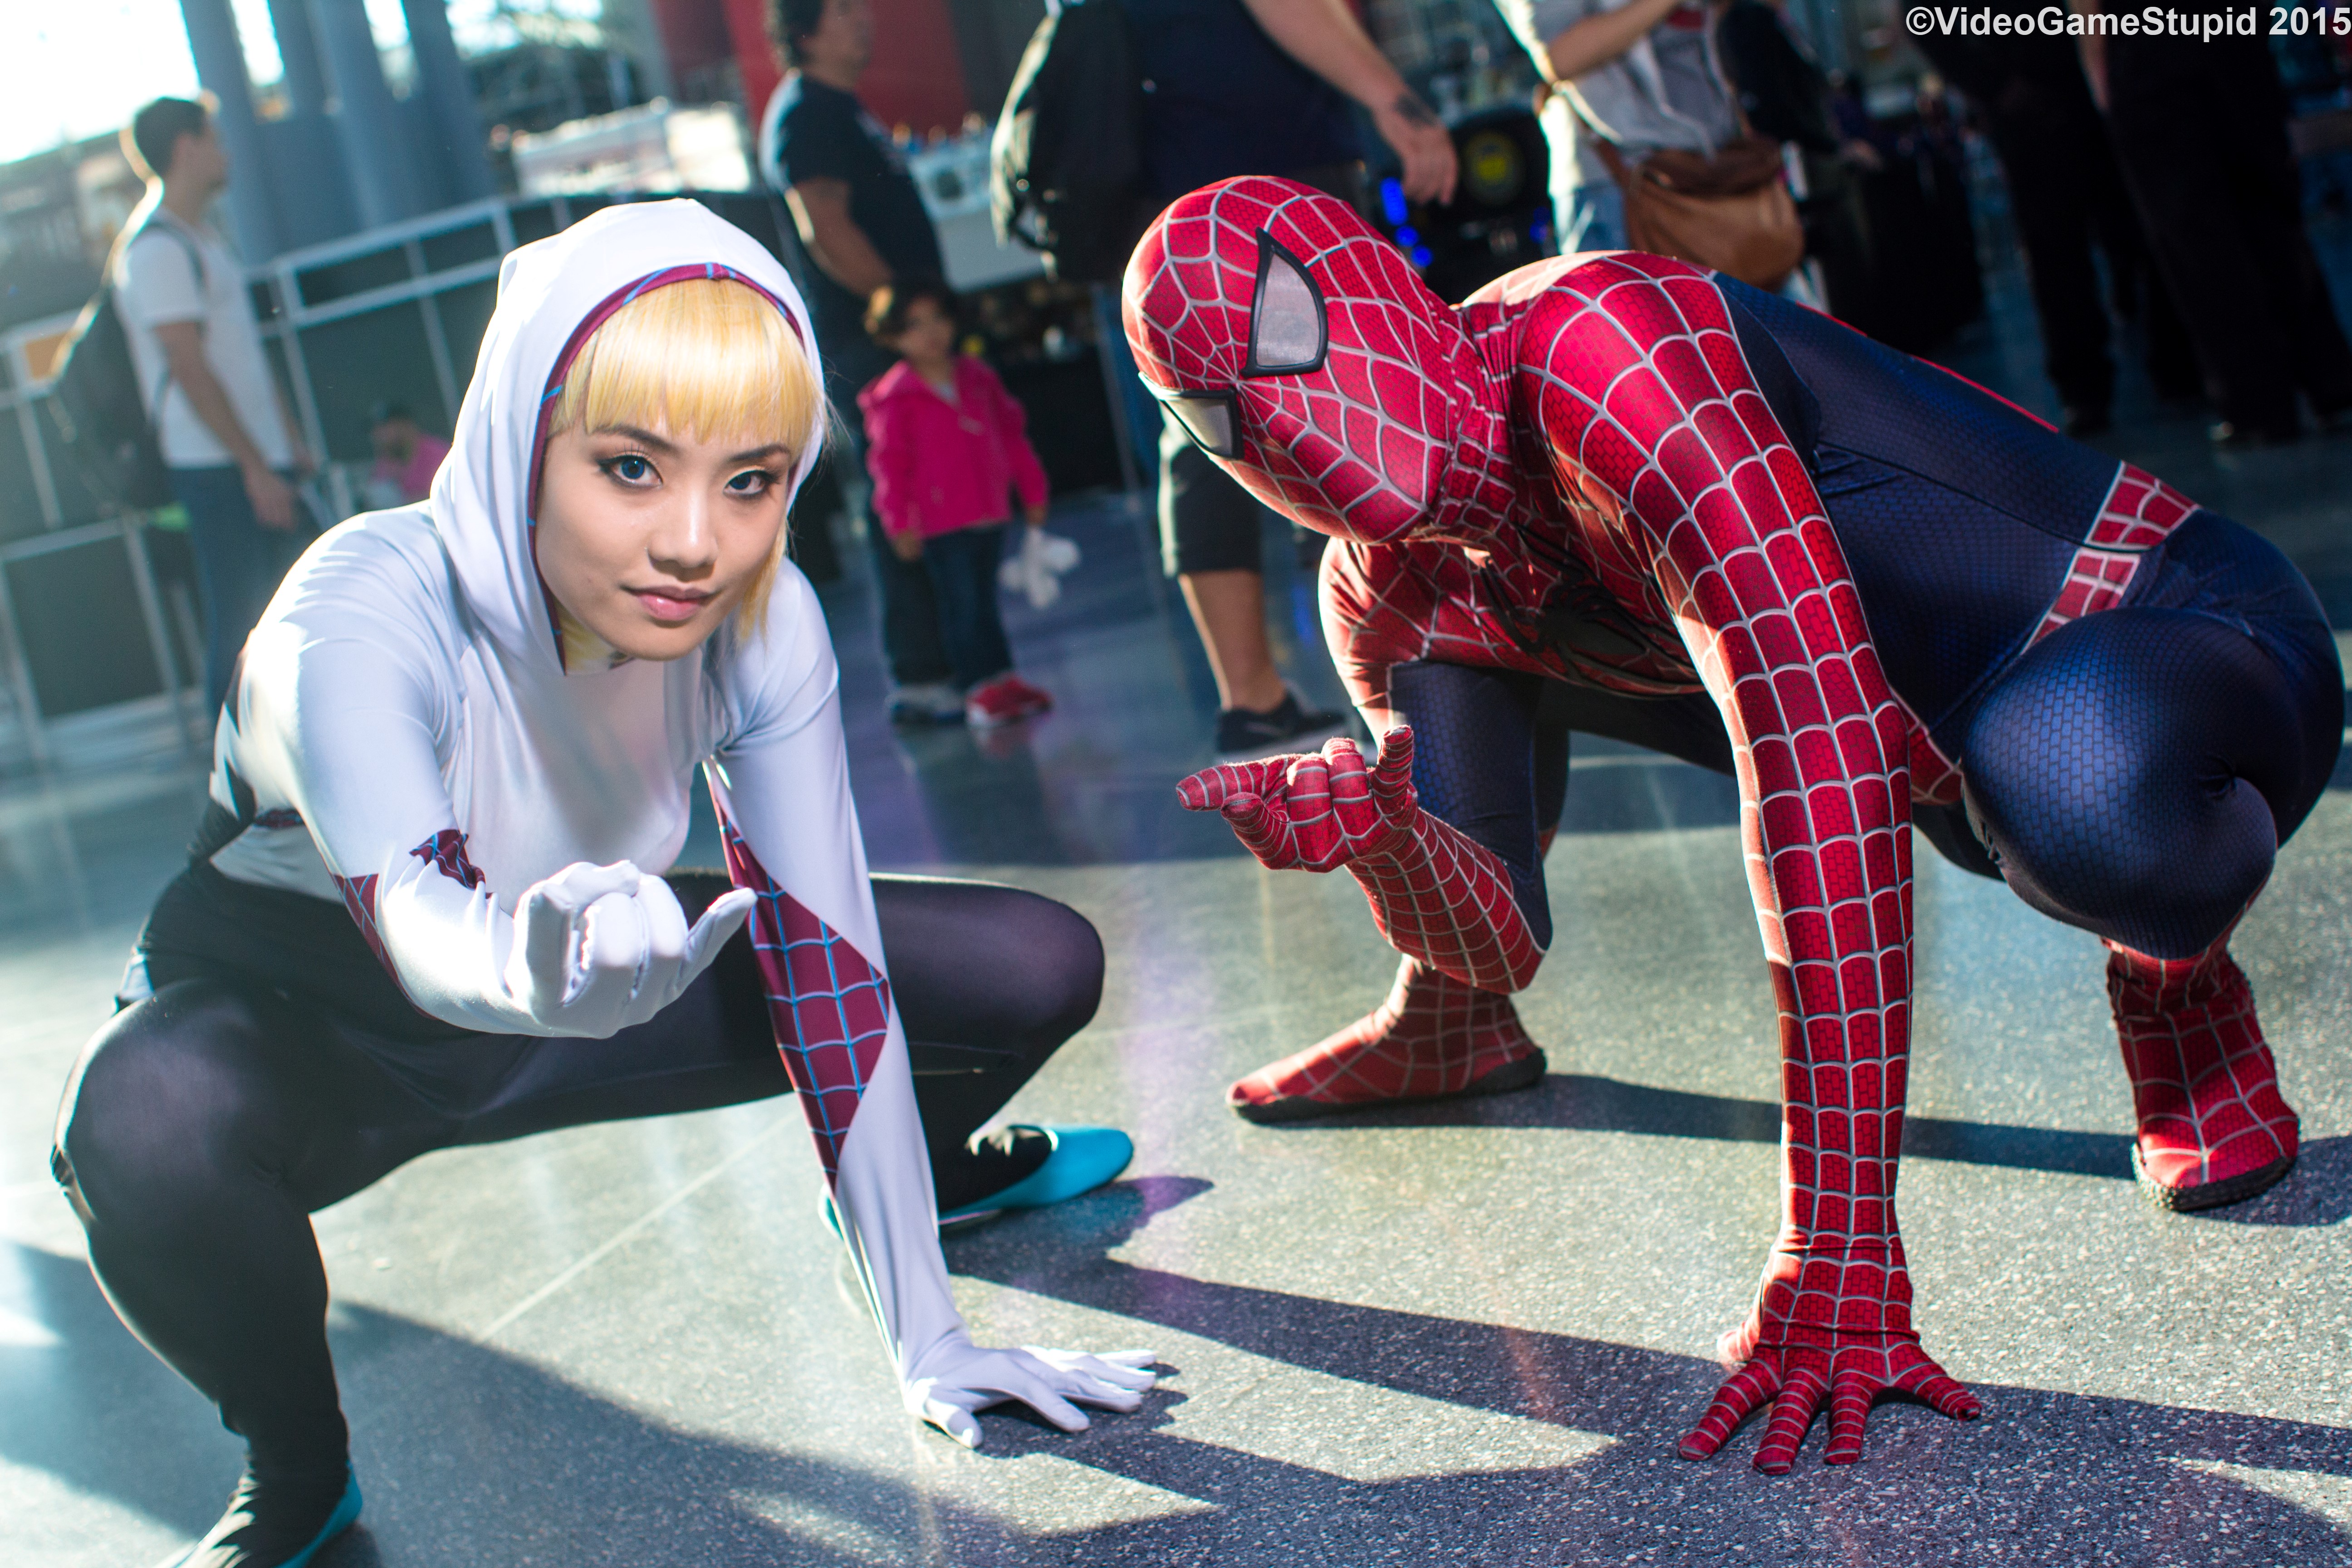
top-left (1176, 728), bottom-right (1417, 872)
top-left (1680, 1242), bottom-right (1980, 1473)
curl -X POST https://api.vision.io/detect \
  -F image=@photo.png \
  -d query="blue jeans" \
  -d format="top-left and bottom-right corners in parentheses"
top-left (922, 525), bottom-right (1014, 691)
top-left (829, 332), bottom-right (952, 688)
top-left (1558, 181), bottom-right (1627, 255)
top-left (169, 465), bottom-right (317, 716)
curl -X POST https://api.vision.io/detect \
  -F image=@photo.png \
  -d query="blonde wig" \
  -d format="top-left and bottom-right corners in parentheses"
top-left (546, 276), bottom-right (825, 634)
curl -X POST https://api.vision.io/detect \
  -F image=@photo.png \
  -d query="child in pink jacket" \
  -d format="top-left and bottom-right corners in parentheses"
top-left (859, 279), bottom-right (1054, 728)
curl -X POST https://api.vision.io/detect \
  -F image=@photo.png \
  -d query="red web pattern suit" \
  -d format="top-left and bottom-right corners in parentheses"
top-left (1127, 178), bottom-right (2004, 1469)
top-left (1131, 176), bottom-right (2316, 1469)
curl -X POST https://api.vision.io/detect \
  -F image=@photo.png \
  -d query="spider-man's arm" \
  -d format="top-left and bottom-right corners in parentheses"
top-left (1175, 547), bottom-right (1556, 997)
top-left (1524, 258), bottom-right (1978, 1469)
top-left (1177, 728), bottom-right (1545, 993)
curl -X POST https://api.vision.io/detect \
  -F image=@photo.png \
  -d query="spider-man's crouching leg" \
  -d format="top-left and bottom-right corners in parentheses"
top-left (1230, 956), bottom-right (1546, 1120)
top-left (1959, 515), bottom-right (2341, 1208)
top-left (2107, 927), bottom-right (2299, 1208)
top-left (1226, 665), bottom-right (1566, 1118)
top-left (1227, 667), bottom-right (1741, 1120)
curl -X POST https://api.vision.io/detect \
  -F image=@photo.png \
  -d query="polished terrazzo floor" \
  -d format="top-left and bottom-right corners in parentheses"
top-left (7, 242), bottom-right (2352, 1566)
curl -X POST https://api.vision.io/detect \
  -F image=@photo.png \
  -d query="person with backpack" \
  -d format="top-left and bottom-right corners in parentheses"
top-left (113, 96), bottom-right (317, 715)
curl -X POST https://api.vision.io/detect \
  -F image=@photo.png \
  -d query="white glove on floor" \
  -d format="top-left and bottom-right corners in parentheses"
top-left (903, 1338), bottom-right (1159, 1448)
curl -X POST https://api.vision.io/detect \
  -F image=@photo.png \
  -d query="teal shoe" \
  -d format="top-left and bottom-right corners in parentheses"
top-left (819, 1126), bottom-right (1136, 1235)
top-left (940, 1126), bottom-right (1134, 1224)
top-left (169, 1467), bottom-right (361, 1568)
top-left (284, 1474), bottom-right (362, 1568)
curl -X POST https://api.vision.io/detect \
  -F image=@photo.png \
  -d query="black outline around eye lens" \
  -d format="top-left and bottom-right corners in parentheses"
top-left (1243, 232), bottom-right (1328, 378)
top-left (1159, 392), bottom-right (1239, 458)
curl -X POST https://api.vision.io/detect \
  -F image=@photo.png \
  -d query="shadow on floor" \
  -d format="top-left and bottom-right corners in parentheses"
top-left (1233, 1075), bottom-right (2352, 1227)
top-left (948, 1181), bottom-right (2352, 1562)
top-left (11, 1224), bottom-right (2351, 1568)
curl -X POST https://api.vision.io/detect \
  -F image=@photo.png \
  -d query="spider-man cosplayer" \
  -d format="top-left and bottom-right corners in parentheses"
top-left (1123, 177), bottom-right (2342, 1471)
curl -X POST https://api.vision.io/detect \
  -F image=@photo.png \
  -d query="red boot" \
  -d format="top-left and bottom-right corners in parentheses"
top-left (1227, 955), bottom-right (1547, 1122)
top-left (2107, 936), bottom-right (2299, 1210)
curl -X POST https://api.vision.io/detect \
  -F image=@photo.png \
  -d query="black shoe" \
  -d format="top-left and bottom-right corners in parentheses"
top-left (172, 1465), bottom-right (361, 1567)
top-left (1215, 690), bottom-right (1349, 759)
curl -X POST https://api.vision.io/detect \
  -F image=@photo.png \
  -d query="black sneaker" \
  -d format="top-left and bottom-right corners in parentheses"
top-left (1215, 689), bottom-right (1350, 759)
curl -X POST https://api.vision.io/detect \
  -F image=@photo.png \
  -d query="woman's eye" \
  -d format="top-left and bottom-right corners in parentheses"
top-left (602, 454), bottom-right (655, 484)
top-left (727, 468), bottom-right (777, 495)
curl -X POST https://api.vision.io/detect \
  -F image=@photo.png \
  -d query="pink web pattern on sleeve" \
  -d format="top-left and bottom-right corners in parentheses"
top-left (716, 814), bottom-right (892, 1181)
top-left (409, 828), bottom-right (485, 889)
top-left (333, 872), bottom-right (394, 978)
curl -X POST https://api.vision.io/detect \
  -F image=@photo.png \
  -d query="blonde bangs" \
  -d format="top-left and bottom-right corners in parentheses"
top-left (547, 276), bottom-right (824, 637)
top-left (550, 277), bottom-right (820, 452)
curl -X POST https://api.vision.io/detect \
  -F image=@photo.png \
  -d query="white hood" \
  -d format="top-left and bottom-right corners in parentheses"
top-left (430, 199), bottom-right (827, 673)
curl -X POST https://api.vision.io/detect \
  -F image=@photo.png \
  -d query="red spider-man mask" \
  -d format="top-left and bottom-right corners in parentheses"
top-left (1122, 177), bottom-right (1484, 546)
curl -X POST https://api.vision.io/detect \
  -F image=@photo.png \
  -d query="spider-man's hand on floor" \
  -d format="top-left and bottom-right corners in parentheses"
top-left (1680, 1243), bottom-right (1980, 1473)
top-left (1176, 729), bottom-right (1418, 872)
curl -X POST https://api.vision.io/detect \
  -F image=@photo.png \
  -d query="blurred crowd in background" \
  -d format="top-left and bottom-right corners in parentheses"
top-left (4, 0), bottom-right (2351, 768)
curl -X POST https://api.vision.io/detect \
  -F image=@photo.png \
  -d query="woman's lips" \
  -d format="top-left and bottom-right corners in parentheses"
top-left (630, 587), bottom-right (711, 622)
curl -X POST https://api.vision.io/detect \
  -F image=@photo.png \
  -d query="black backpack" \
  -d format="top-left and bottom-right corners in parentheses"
top-left (990, 0), bottom-right (1156, 285)
top-left (41, 220), bottom-right (205, 517)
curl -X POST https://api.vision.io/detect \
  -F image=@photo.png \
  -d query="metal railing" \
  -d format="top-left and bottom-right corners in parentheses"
top-left (0, 191), bottom-right (641, 770)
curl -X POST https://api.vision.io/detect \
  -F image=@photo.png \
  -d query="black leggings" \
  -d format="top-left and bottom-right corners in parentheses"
top-left (924, 524), bottom-right (1015, 690)
top-left (50, 873), bottom-right (1102, 1477)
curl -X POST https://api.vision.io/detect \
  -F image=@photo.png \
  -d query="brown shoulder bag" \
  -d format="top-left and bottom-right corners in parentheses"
top-left (1582, 118), bottom-right (1804, 291)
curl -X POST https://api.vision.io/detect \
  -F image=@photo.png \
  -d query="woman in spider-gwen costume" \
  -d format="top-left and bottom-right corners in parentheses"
top-left (51, 202), bottom-right (1152, 1568)
top-left (1124, 178), bottom-right (2340, 1473)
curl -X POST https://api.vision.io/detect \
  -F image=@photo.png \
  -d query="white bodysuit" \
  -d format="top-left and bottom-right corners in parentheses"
top-left (183, 201), bottom-right (977, 1413)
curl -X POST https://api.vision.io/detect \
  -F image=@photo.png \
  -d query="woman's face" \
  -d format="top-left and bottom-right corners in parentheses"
top-left (535, 421), bottom-right (794, 662)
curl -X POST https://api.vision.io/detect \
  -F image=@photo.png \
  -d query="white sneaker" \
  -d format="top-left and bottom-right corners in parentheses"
top-left (888, 682), bottom-right (966, 725)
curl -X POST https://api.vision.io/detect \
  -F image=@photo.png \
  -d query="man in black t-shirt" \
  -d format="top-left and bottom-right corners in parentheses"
top-left (760, 0), bottom-right (957, 721)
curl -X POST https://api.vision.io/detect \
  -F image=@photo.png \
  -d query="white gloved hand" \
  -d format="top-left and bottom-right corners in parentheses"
top-left (903, 1337), bottom-right (1158, 1448)
top-left (502, 860), bottom-right (755, 1037)
top-left (999, 528), bottom-right (1081, 610)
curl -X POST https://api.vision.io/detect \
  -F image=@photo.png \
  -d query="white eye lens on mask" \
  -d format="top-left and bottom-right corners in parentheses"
top-left (1155, 391), bottom-right (1239, 459)
top-left (1244, 233), bottom-right (1327, 377)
